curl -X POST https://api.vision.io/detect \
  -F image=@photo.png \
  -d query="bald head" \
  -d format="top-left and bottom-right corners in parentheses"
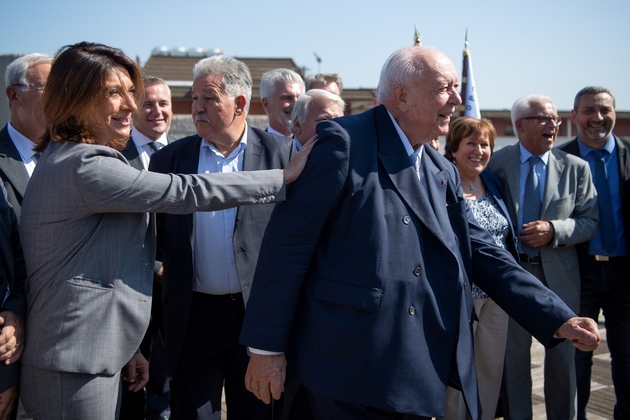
top-left (377, 47), bottom-right (461, 148)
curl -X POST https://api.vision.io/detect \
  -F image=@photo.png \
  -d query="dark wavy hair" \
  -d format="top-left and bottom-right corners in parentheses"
top-left (36, 42), bottom-right (143, 152)
top-left (444, 117), bottom-right (497, 162)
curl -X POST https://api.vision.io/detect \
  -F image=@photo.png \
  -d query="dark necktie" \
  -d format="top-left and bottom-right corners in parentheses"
top-left (33, 153), bottom-right (41, 163)
top-left (593, 150), bottom-right (618, 253)
top-left (522, 156), bottom-right (542, 258)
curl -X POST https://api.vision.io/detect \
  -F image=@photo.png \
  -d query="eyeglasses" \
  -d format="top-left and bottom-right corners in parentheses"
top-left (11, 83), bottom-right (45, 92)
top-left (520, 116), bottom-right (563, 126)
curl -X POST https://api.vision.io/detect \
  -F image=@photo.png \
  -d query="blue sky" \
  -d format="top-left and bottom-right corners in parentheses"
top-left (2, 0), bottom-right (628, 110)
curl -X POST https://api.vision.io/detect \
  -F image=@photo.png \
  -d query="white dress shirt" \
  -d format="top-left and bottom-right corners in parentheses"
top-left (130, 130), bottom-right (169, 170)
top-left (7, 123), bottom-right (38, 176)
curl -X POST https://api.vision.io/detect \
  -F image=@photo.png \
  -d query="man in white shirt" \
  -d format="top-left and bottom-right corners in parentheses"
top-left (0, 53), bottom-right (52, 221)
top-left (120, 75), bottom-right (175, 420)
top-left (260, 68), bottom-right (304, 138)
top-left (123, 76), bottom-right (174, 170)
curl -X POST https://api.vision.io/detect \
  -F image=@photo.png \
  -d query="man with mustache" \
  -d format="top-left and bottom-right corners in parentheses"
top-left (150, 55), bottom-right (300, 420)
top-left (488, 94), bottom-right (599, 420)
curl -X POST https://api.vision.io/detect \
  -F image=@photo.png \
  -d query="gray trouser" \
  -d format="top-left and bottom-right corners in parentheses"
top-left (20, 365), bottom-right (122, 420)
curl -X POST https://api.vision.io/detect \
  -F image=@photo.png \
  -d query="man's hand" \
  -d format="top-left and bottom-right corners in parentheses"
top-left (0, 311), bottom-right (24, 365)
top-left (556, 317), bottom-right (600, 352)
top-left (519, 220), bottom-right (554, 248)
top-left (283, 135), bottom-right (317, 184)
top-left (244, 353), bottom-right (286, 404)
top-left (122, 353), bottom-right (149, 392)
top-left (0, 385), bottom-right (18, 420)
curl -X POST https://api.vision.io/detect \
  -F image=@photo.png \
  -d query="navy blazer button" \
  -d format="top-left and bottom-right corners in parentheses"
top-left (403, 216), bottom-right (411, 225)
top-left (409, 306), bottom-right (416, 315)
top-left (414, 266), bottom-right (421, 276)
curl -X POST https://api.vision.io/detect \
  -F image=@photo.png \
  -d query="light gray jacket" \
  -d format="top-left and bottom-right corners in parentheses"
top-left (19, 140), bottom-right (284, 375)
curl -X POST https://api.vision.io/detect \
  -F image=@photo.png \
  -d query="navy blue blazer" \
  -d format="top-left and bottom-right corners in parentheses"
top-left (479, 170), bottom-right (519, 261)
top-left (240, 105), bottom-right (575, 418)
top-left (150, 126), bottom-right (296, 376)
top-left (0, 185), bottom-right (26, 393)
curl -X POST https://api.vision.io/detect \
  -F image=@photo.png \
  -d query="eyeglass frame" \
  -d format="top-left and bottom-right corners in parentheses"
top-left (520, 115), bottom-right (563, 126)
top-left (10, 83), bottom-right (45, 92)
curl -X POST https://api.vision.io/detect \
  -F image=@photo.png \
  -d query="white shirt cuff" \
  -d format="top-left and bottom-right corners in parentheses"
top-left (248, 347), bottom-right (283, 355)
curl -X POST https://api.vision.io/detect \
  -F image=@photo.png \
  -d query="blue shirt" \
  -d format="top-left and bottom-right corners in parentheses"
top-left (577, 136), bottom-right (627, 257)
top-left (193, 130), bottom-right (248, 295)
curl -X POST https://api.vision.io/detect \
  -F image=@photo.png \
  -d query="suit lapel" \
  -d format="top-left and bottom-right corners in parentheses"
top-left (616, 137), bottom-right (630, 183)
top-left (502, 144), bottom-right (522, 228)
top-left (181, 137), bottom-right (202, 238)
top-left (235, 128), bottom-right (263, 228)
top-left (0, 126), bottom-right (30, 199)
top-left (374, 107), bottom-right (450, 247)
top-left (542, 150), bottom-right (563, 217)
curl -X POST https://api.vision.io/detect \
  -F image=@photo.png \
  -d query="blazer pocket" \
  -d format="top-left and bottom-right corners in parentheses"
top-left (547, 192), bottom-right (575, 218)
top-left (312, 278), bottom-right (383, 313)
top-left (66, 277), bottom-right (115, 290)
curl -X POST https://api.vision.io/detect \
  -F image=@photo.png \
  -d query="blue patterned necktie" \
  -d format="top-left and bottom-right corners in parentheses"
top-left (593, 149), bottom-right (618, 253)
top-left (522, 156), bottom-right (542, 258)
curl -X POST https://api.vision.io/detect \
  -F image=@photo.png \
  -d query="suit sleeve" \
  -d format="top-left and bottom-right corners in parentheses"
top-left (75, 147), bottom-right (286, 215)
top-left (549, 161), bottom-right (599, 248)
top-left (239, 120), bottom-right (350, 352)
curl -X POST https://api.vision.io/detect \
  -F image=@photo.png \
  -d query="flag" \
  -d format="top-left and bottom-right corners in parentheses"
top-left (460, 30), bottom-right (480, 119)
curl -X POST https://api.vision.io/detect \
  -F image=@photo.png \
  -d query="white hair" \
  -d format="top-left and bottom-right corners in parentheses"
top-left (5, 53), bottom-right (53, 107)
top-left (305, 73), bottom-right (343, 93)
top-left (193, 55), bottom-right (252, 113)
top-left (376, 47), bottom-right (431, 104)
top-left (510, 94), bottom-right (555, 134)
top-left (260, 68), bottom-right (304, 100)
top-left (290, 89), bottom-right (346, 134)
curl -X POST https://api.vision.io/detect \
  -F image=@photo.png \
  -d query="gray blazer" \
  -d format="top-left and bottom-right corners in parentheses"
top-left (487, 144), bottom-right (599, 312)
top-left (0, 125), bottom-right (30, 221)
top-left (19, 140), bottom-right (285, 376)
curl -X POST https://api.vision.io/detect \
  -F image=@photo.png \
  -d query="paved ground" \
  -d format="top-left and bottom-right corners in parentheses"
top-left (529, 316), bottom-right (614, 419)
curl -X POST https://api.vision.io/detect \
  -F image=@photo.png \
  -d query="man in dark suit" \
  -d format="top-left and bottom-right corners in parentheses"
top-left (0, 184), bottom-right (26, 420)
top-left (150, 55), bottom-right (297, 420)
top-left (260, 68), bottom-right (304, 139)
top-left (1, 53), bottom-right (52, 221)
top-left (122, 76), bottom-right (176, 171)
top-left (560, 86), bottom-right (630, 420)
top-left (120, 75), bottom-right (176, 420)
top-left (238, 46), bottom-right (600, 420)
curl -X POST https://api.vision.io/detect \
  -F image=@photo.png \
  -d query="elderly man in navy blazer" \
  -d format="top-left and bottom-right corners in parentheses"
top-left (239, 46), bottom-right (601, 420)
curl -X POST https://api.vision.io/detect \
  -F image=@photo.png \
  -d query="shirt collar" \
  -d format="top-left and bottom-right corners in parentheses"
top-left (7, 122), bottom-right (38, 160)
top-left (131, 129), bottom-right (168, 148)
top-left (386, 109), bottom-right (424, 161)
top-left (266, 125), bottom-right (291, 138)
top-left (518, 142), bottom-right (550, 166)
top-left (577, 135), bottom-right (616, 157)
top-left (201, 123), bottom-right (248, 158)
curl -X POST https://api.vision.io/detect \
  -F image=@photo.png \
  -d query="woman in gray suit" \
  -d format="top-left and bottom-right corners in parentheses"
top-left (18, 42), bottom-right (311, 419)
